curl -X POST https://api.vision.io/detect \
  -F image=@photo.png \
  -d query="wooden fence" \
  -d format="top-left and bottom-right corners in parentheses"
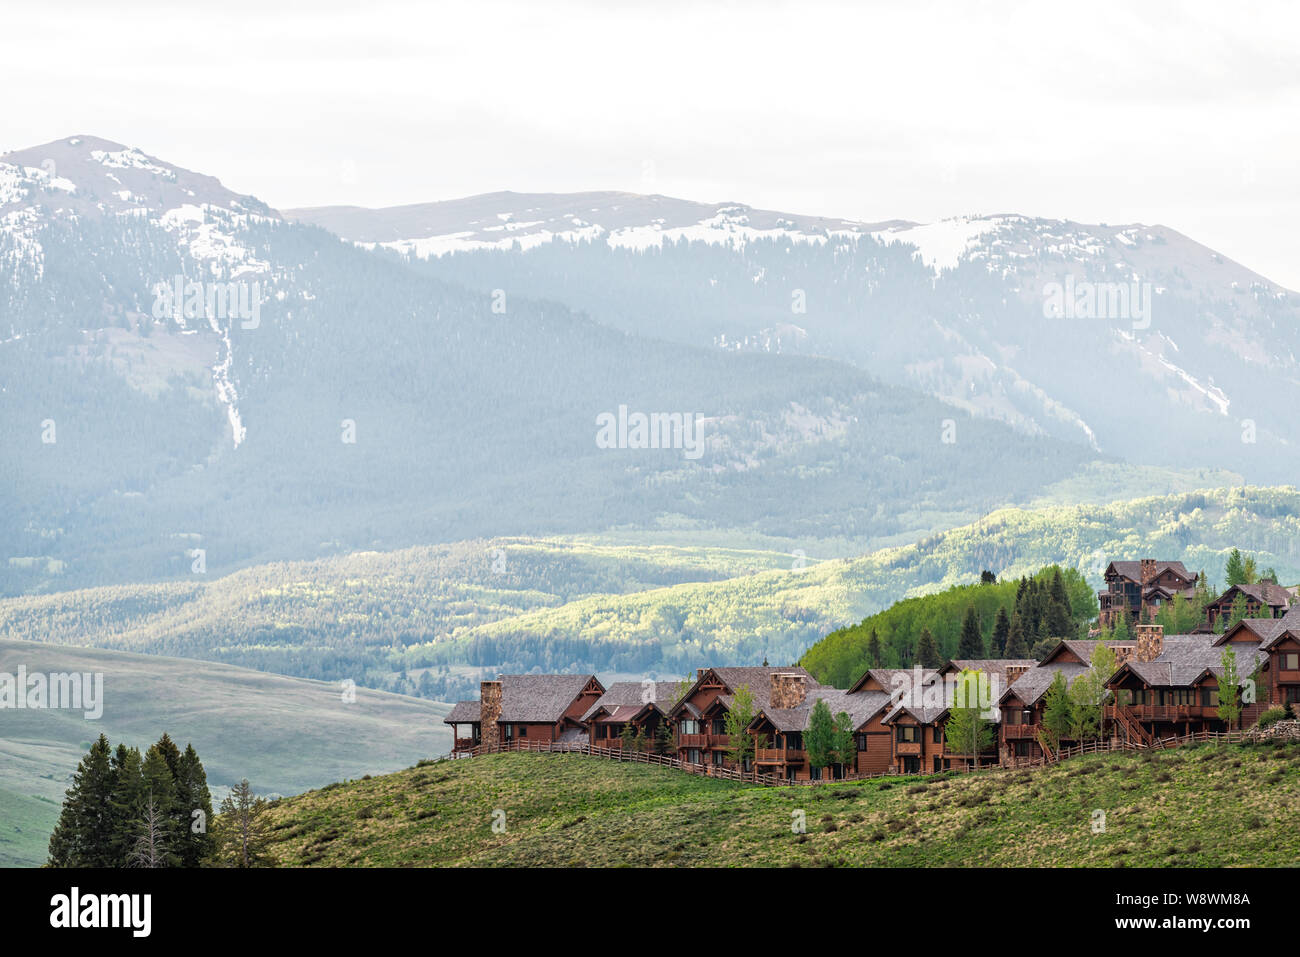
top-left (431, 726), bottom-right (1275, 787)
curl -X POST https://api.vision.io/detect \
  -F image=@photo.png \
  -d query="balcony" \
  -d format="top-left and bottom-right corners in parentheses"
top-left (755, 747), bottom-right (806, 764)
top-left (895, 741), bottom-right (922, 755)
top-left (1126, 704), bottom-right (1211, 722)
top-left (1002, 724), bottom-right (1038, 739)
top-left (679, 733), bottom-right (731, 750)
top-left (1278, 670), bottom-right (1300, 685)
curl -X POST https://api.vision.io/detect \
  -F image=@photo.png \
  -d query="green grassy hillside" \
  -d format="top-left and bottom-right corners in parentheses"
top-left (263, 744), bottom-right (1300, 867)
top-left (0, 639), bottom-right (451, 867)
top-left (4, 486), bottom-right (1299, 691)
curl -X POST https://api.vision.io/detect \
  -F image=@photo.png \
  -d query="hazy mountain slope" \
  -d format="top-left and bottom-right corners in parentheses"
top-left (0, 137), bottom-right (1100, 595)
top-left (295, 191), bottom-right (1300, 481)
top-left (0, 638), bottom-right (450, 867)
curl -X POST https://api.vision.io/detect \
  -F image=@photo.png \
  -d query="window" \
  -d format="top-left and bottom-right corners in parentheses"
top-left (503, 724), bottom-right (515, 741)
top-left (934, 757), bottom-right (943, 772)
top-left (680, 719), bottom-right (700, 735)
top-left (897, 725), bottom-right (919, 743)
top-left (856, 734), bottom-right (867, 750)
top-left (712, 751), bottom-right (725, 766)
top-left (711, 718), bottom-right (726, 735)
top-left (1203, 688), bottom-right (1220, 707)
top-left (1283, 653), bottom-right (1300, 671)
top-left (518, 725), bottom-right (528, 738)
top-left (1005, 710), bottom-right (1021, 725)
top-left (933, 725), bottom-right (942, 743)
top-left (1013, 741), bottom-right (1031, 757)
top-left (786, 732), bottom-right (803, 750)
top-left (687, 749), bottom-right (701, 765)
top-left (810, 766), bottom-right (822, 781)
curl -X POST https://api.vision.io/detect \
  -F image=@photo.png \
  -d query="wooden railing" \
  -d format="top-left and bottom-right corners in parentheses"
top-left (1002, 724), bottom-right (1036, 739)
top-left (755, 748), bottom-right (806, 763)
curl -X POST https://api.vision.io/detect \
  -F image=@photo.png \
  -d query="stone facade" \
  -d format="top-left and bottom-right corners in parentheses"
top-left (770, 672), bottom-right (808, 709)
top-left (480, 680), bottom-right (502, 749)
top-left (1135, 624), bottom-right (1164, 663)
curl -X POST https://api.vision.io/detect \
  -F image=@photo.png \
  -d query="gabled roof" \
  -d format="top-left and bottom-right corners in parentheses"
top-left (1105, 560), bottom-right (1192, 583)
top-left (847, 667), bottom-right (929, 695)
top-left (669, 665), bottom-right (817, 717)
top-left (941, 659), bottom-right (1038, 685)
top-left (1111, 634), bottom-right (1266, 688)
top-left (443, 700), bottom-right (481, 724)
top-left (581, 681), bottom-right (681, 722)
top-left (751, 688), bottom-right (894, 734)
top-left (1001, 662), bottom-right (1091, 706)
top-left (1041, 639), bottom-right (1133, 667)
top-left (1212, 617), bottom-right (1290, 647)
top-left (497, 674), bottom-right (602, 723)
top-left (1210, 582), bottom-right (1297, 609)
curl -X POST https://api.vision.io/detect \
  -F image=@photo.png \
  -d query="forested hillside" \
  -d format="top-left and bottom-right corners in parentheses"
top-left (4, 487), bottom-right (1299, 695)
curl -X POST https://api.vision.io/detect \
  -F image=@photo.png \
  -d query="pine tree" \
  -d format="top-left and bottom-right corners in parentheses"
top-left (212, 779), bottom-right (273, 868)
top-left (1045, 597), bottom-right (1072, 640)
top-left (1049, 567), bottom-right (1072, 617)
top-left (866, 629), bottom-right (883, 668)
top-left (131, 795), bottom-right (170, 868)
top-left (957, 604), bottom-right (983, 658)
top-left (1227, 593), bottom-right (1250, 631)
top-left (916, 628), bottom-right (942, 668)
top-left (47, 734), bottom-right (117, 867)
top-left (173, 743), bottom-right (215, 867)
top-left (1005, 612), bottom-right (1030, 658)
top-left (654, 718), bottom-right (674, 756)
top-left (108, 745), bottom-right (148, 864)
top-left (991, 607), bottom-right (1011, 657)
top-left (141, 745), bottom-right (180, 866)
top-left (1225, 548), bottom-right (1246, 587)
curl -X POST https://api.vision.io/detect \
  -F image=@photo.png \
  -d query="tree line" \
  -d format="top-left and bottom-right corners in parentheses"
top-left (47, 733), bottom-right (274, 868)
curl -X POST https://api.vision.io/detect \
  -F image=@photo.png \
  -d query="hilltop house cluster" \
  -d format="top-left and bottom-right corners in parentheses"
top-left (445, 560), bottom-right (1300, 779)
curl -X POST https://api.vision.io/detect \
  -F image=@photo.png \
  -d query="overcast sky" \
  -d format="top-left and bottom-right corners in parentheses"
top-left (4, 0), bottom-right (1299, 287)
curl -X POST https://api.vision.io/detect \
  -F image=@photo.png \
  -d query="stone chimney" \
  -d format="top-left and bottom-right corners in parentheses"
top-left (770, 673), bottom-right (808, 709)
top-left (1140, 559), bottom-right (1158, 585)
top-left (1135, 624), bottom-right (1164, 663)
top-left (1005, 664), bottom-right (1030, 685)
top-left (1111, 643), bottom-right (1136, 667)
top-left (480, 680), bottom-right (502, 750)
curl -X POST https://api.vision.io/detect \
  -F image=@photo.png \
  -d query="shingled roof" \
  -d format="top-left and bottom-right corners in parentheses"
top-left (752, 688), bottom-right (894, 733)
top-left (1002, 661), bottom-right (1091, 707)
top-left (1213, 617), bottom-right (1291, 647)
top-left (1118, 634), bottom-right (1267, 687)
top-left (582, 681), bottom-right (681, 722)
top-left (1213, 582), bottom-right (1297, 610)
top-left (443, 700), bottom-right (481, 724)
top-left (1106, 560), bottom-right (1192, 582)
top-left (497, 674), bottom-right (599, 723)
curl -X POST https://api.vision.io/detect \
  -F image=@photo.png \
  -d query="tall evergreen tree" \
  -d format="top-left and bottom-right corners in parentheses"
top-left (108, 744), bottom-right (148, 864)
top-left (916, 628), bottom-right (942, 668)
top-left (991, 606), bottom-right (1011, 657)
top-left (1225, 548), bottom-right (1246, 587)
top-left (141, 745), bottom-right (180, 867)
top-left (173, 743), bottom-right (215, 867)
top-left (212, 779), bottom-right (273, 868)
top-left (1005, 612), bottom-right (1030, 658)
top-left (47, 734), bottom-right (117, 867)
top-left (957, 604), bottom-right (983, 658)
top-left (866, 629), bottom-right (883, 668)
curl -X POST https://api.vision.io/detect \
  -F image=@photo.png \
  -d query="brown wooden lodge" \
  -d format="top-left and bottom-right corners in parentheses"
top-left (445, 559), bottom-right (1300, 777)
